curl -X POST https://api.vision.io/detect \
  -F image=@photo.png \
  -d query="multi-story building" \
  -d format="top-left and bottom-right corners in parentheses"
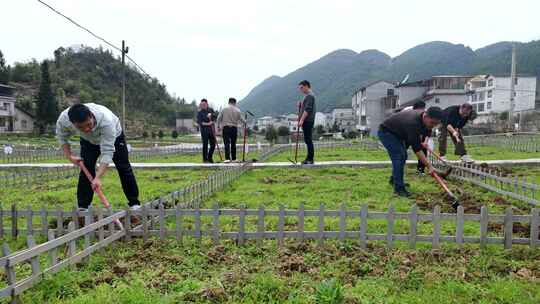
top-left (351, 80), bottom-right (395, 136)
top-left (466, 74), bottom-right (538, 116)
top-left (396, 75), bottom-right (472, 110)
top-left (330, 107), bottom-right (355, 132)
top-left (0, 84), bottom-right (34, 134)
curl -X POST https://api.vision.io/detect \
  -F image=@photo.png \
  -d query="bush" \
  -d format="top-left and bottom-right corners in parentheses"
top-left (158, 130), bottom-right (164, 138)
top-left (171, 130), bottom-right (179, 139)
top-left (142, 131), bottom-right (148, 138)
top-left (265, 125), bottom-right (278, 142)
top-left (315, 279), bottom-right (344, 304)
top-left (277, 126), bottom-right (290, 136)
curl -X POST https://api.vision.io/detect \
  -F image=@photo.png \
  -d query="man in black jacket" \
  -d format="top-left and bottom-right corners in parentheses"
top-left (298, 80), bottom-right (316, 164)
top-left (378, 107), bottom-right (443, 197)
top-left (439, 103), bottom-right (474, 163)
top-left (197, 99), bottom-right (217, 163)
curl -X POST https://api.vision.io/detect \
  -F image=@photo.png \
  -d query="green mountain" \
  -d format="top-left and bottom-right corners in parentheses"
top-left (4, 46), bottom-right (191, 133)
top-left (240, 40), bottom-right (540, 116)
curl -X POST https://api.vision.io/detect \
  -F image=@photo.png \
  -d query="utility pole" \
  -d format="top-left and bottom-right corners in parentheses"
top-left (121, 40), bottom-right (129, 133)
top-left (508, 43), bottom-right (516, 131)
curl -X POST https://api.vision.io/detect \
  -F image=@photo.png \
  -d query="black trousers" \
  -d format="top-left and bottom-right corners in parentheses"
top-left (78, 133), bottom-right (140, 209)
top-left (222, 126), bottom-right (238, 161)
top-left (201, 128), bottom-right (216, 162)
top-left (302, 121), bottom-right (314, 161)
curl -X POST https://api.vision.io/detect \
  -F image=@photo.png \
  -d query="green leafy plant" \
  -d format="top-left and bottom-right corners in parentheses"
top-left (315, 279), bottom-right (344, 304)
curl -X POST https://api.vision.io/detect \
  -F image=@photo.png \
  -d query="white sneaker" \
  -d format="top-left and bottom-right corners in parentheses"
top-left (439, 156), bottom-right (448, 162)
top-left (223, 160), bottom-right (231, 163)
top-left (130, 205), bottom-right (141, 211)
top-left (461, 155), bottom-right (474, 163)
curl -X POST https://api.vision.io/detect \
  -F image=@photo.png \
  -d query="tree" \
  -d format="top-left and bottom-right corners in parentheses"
top-left (265, 125), bottom-right (278, 143)
top-left (36, 61), bottom-right (58, 134)
top-left (277, 126), bottom-right (290, 136)
top-left (171, 130), bottom-right (179, 139)
top-left (158, 130), bottom-right (164, 139)
top-left (142, 131), bottom-right (149, 138)
top-left (0, 50), bottom-right (10, 84)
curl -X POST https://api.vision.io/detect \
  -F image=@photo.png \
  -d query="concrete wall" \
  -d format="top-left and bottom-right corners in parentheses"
top-left (426, 94), bottom-right (468, 110)
top-left (397, 86), bottom-right (426, 106)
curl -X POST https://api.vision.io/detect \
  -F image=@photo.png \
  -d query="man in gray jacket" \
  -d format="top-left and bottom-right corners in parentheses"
top-left (56, 103), bottom-right (140, 211)
top-left (217, 98), bottom-right (245, 162)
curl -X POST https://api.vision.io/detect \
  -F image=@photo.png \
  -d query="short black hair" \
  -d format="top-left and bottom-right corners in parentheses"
top-left (412, 101), bottom-right (426, 110)
top-left (426, 106), bottom-right (444, 120)
top-left (200, 99), bottom-right (208, 103)
top-left (68, 103), bottom-right (92, 124)
top-left (228, 98), bottom-right (237, 104)
top-left (298, 80), bottom-right (311, 88)
top-left (461, 103), bottom-right (473, 111)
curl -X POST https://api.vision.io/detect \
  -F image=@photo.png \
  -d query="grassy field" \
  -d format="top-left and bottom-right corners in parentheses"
top-left (14, 239), bottom-right (540, 304)
top-left (2, 167), bottom-right (540, 304)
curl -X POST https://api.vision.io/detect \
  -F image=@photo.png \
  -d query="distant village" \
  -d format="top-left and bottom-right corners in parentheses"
top-left (1, 74), bottom-right (539, 136)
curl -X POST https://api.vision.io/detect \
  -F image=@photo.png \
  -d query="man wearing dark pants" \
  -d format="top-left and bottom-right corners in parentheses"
top-left (378, 107), bottom-right (443, 197)
top-left (56, 103), bottom-right (141, 211)
top-left (298, 80), bottom-right (316, 165)
top-left (197, 99), bottom-right (217, 163)
top-left (217, 98), bottom-right (245, 162)
top-left (439, 103), bottom-right (474, 163)
top-left (404, 101), bottom-right (428, 175)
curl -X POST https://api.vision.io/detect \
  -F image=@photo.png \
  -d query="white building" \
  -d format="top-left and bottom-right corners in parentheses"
top-left (396, 75), bottom-right (472, 110)
top-left (256, 116), bottom-right (275, 131)
top-left (352, 80), bottom-right (395, 136)
top-left (330, 107), bottom-right (355, 132)
top-left (314, 112), bottom-right (330, 129)
top-left (466, 75), bottom-right (538, 116)
top-left (0, 84), bottom-right (34, 134)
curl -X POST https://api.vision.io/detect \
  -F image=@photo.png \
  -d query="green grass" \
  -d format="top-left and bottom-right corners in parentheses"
top-left (11, 239), bottom-right (540, 304)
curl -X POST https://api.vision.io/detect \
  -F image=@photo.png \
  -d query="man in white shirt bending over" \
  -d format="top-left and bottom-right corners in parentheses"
top-left (56, 103), bottom-right (141, 211)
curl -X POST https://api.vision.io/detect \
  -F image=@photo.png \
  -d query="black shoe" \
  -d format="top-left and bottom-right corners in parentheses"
top-left (389, 177), bottom-right (410, 188)
top-left (301, 160), bottom-right (314, 165)
top-left (395, 188), bottom-right (411, 197)
top-left (208, 159), bottom-right (214, 163)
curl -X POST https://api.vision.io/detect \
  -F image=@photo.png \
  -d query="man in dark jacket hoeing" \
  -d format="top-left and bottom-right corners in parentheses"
top-left (378, 107), bottom-right (443, 197)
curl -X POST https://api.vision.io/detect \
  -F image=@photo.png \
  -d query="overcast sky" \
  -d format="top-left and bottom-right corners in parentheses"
top-left (2, 0), bottom-right (539, 108)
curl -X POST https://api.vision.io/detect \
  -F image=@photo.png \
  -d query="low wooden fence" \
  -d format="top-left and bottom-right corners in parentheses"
top-left (2, 203), bottom-right (539, 301)
top-left (0, 167), bottom-right (78, 188)
top-left (430, 155), bottom-right (540, 206)
top-left (463, 133), bottom-right (540, 152)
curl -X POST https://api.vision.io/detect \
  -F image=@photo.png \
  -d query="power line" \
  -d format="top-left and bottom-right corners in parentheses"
top-left (36, 0), bottom-right (151, 78)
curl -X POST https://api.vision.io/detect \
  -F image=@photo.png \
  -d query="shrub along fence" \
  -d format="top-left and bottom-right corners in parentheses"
top-left (1, 203), bottom-right (539, 302)
top-left (430, 154), bottom-right (540, 206)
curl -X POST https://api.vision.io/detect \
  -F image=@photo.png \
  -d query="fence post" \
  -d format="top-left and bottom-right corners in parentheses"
top-left (124, 207), bottom-right (131, 242)
top-left (360, 204), bottom-right (368, 249)
top-left (195, 204), bottom-right (202, 242)
top-left (97, 207), bottom-right (104, 246)
top-left (480, 206), bottom-right (488, 249)
top-left (530, 208), bottom-right (539, 249)
top-left (67, 222), bottom-right (76, 269)
top-left (432, 205), bottom-right (441, 249)
top-left (142, 205), bottom-right (148, 242)
top-left (175, 204), bottom-right (183, 244)
top-left (2, 242), bottom-right (21, 304)
top-left (83, 206), bottom-right (93, 262)
top-left (504, 207), bottom-right (513, 249)
top-left (409, 205), bottom-right (418, 249)
top-left (159, 203), bottom-right (166, 241)
top-left (27, 235), bottom-right (40, 278)
top-left (11, 203), bottom-right (17, 240)
top-left (257, 205), bottom-right (265, 247)
top-left (71, 206), bottom-right (79, 230)
top-left (26, 205), bottom-right (33, 237)
top-left (277, 204), bottom-right (285, 248)
top-left (212, 204), bottom-right (220, 246)
top-left (339, 204), bottom-right (346, 243)
top-left (387, 205), bottom-right (395, 249)
top-left (56, 205), bottom-right (64, 236)
top-left (47, 230), bottom-right (58, 267)
top-left (238, 205), bottom-right (246, 246)
top-left (456, 205), bottom-right (464, 248)
top-left (298, 203), bottom-right (305, 244)
top-left (317, 203), bottom-right (325, 248)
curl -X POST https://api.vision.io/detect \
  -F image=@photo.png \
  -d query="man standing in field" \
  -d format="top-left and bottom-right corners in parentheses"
top-left (56, 103), bottom-right (141, 211)
top-left (298, 80), bottom-right (316, 165)
top-left (197, 99), bottom-right (217, 163)
top-left (438, 103), bottom-right (474, 163)
top-left (378, 107), bottom-right (443, 197)
top-left (217, 97), bottom-right (245, 162)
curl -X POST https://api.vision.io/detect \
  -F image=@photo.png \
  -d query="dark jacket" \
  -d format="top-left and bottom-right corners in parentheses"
top-left (197, 108), bottom-right (217, 133)
top-left (442, 105), bottom-right (469, 129)
top-left (380, 110), bottom-right (432, 152)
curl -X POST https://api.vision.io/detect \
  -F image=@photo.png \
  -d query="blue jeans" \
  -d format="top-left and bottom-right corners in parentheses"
top-left (378, 129), bottom-right (408, 191)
